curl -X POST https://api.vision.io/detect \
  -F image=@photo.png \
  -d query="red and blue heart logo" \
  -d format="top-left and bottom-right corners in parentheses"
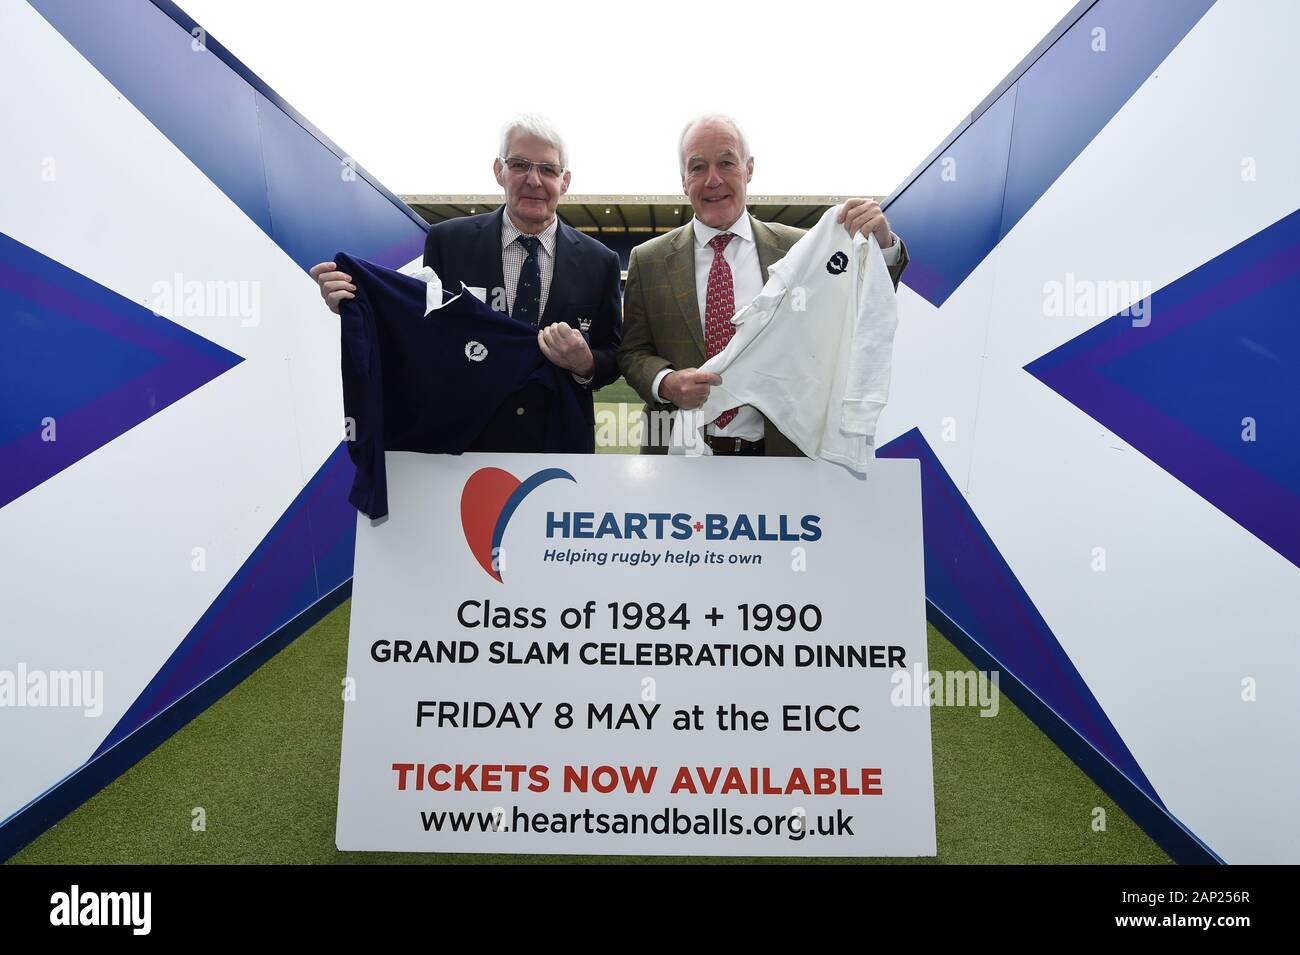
top-left (460, 467), bottom-right (575, 582)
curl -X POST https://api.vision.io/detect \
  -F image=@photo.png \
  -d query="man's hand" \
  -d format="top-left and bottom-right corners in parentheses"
top-left (661, 368), bottom-right (723, 410)
top-left (309, 261), bottom-right (356, 314)
top-left (538, 322), bottom-right (595, 379)
top-left (837, 198), bottom-right (894, 248)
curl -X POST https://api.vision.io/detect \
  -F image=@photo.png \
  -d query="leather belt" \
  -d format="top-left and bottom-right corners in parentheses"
top-left (704, 433), bottom-right (765, 456)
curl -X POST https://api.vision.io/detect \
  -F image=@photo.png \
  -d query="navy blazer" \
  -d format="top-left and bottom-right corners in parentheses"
top-left (422, 205), bottom-right (622, 451)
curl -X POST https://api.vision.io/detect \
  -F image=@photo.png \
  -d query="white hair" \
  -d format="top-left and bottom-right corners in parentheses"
top-left (499, 114), bottom-right (569, 169)
top-left (678, 113), bottom-right (750, 175)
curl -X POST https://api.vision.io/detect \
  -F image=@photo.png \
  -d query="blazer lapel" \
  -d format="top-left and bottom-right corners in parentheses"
top-left (485, 206), bottom-right (509, 311)
top-left (540, 219), bottom-right (574, 327)
top-left (751, 213), bottom-right (786, 284)
top-left (665, 223), bottom-right (706, 358)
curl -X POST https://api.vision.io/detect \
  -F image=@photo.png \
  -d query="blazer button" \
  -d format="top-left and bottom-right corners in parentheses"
top-left (515, 407), bottom-right (525, 416)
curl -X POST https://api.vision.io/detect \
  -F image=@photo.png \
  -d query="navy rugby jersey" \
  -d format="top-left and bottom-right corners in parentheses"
top-left (336, 252), bottom-right (592, 519)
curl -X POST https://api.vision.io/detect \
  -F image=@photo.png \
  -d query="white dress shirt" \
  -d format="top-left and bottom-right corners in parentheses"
top-left (653, 212), bottom-right (901, 440)
top-left (500, 212), bottom-right (558, 317)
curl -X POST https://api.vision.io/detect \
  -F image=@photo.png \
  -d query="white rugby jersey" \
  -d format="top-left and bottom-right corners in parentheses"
top-left (670, 205), bottom-right (900, 472)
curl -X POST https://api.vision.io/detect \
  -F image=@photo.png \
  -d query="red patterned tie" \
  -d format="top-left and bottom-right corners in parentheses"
top-left (703, 232), bottom-right (738, 428)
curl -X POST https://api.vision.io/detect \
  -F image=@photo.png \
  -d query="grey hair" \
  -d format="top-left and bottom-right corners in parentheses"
top-left (678, 113), bottom-right (750, 175)
top-left (499, 114), bottom-right (569, 169)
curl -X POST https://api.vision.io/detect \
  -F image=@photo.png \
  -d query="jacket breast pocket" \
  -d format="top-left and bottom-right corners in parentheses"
top-left (555, 302), bottom-right (598, 333)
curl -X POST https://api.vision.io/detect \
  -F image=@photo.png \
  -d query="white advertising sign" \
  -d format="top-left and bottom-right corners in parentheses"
top-left (337, 453), bottom-right (935, 856)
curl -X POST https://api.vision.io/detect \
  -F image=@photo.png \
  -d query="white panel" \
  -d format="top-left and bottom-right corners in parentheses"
top-left (877, 256), bottom-right (1001, 495)
top-left (965, 0), bottom-right (1300, 863)
top-left (0, 0), bottom-right (345, 823)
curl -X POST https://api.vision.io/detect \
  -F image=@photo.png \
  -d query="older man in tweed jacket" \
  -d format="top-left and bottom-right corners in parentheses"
top-left (618, 114), bottom-right (908, 456)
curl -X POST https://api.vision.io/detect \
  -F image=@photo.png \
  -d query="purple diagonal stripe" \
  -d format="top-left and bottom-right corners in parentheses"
top-left (1030, 237), bottom-right (1300, 567)
top-left (0, 255), bottom-right (243, 507)
top-left (1050, 242), bottom-right (1300, 367)
top-left (0, 357), bottom-right (234, 507)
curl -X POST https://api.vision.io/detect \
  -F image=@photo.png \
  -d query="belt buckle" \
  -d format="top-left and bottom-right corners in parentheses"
top-left (732, 438), bottom-right (743, 453)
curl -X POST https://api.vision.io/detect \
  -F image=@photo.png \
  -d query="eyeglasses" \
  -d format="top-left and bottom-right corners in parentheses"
top-left (503, 156), bottom-right (565, 180)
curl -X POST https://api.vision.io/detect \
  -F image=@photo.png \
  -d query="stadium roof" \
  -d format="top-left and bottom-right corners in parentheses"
top-left (399, 195), bottom-right (882, 234)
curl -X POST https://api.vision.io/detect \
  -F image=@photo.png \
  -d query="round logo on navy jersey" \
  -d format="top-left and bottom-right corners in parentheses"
top-left (826, 251), bottom-right (849, 275)
top-left (465, 341), bottom-right (488, 362)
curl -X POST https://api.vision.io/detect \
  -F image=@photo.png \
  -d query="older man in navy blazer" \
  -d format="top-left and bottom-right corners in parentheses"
top-left (312, 115), bottom-right (621, 451)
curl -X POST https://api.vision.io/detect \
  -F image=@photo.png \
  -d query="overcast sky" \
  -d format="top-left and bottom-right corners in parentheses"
top-left (179, 0), bottom-right (1078, 197)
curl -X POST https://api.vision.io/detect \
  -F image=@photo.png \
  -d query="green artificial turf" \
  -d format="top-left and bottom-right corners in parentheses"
top-left (9, 599), bottom-right (1169, 865)
top-left (594, 386), bottom-right (644, 454)
top-left (594, 379), bottom-right (640, 405)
